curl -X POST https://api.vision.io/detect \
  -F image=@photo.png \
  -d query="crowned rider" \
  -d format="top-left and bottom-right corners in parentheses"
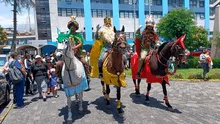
top-left (67, 16), bottom-right (91, 77)
top-left (136, 15), bottom-right (161, 78)
top-left (95, 17), bottom-right (115, 78)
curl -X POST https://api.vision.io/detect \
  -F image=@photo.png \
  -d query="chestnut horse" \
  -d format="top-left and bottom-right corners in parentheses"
top-left (131, 35), bottom-right (186, 111)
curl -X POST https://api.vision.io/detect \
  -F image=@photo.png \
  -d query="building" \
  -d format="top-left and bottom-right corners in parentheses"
top-left (34, 0), bottom-right (217, 45)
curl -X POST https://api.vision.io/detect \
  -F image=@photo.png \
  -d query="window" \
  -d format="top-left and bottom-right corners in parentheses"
top-left (102, 10), bottom-right (107, 17)
top-left (97, 10), bottom-right (102, 17)
top-left (77, 9), bottom-right (83, 17)
top-left (199, 1), bottom-right (204, 7)
top-left (106, 10), bottom-right (111, 17)
top-left (67, 8), bottom-right (72, 16)
top-left (190, 0), bottom-right (197, 7)
top-left (91, 0), bottom-right (111, 3)
top-left (92, 10), bottom-right (97, 17)
top-left (72, 9), bottom-right (77, 16)
top-left (120, 12), bottom-right (124, 18)
top-left (61, 8), bottom-right (66, 16)
top-left (58, 8), bottom-right (61, 16)
top-left (124, 11), bottom-right (129, 18)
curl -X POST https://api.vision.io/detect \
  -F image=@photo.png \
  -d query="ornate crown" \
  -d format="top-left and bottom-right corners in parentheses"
top-left (67, 16), bottom-right (79, 30)
top-left (104, 17), bottom-right (111, 24)
top-left (145, 15), bottom-right (155, 27)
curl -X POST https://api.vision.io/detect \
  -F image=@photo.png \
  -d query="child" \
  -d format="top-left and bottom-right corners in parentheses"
top-left (50, 68), bottom-right (58, 98)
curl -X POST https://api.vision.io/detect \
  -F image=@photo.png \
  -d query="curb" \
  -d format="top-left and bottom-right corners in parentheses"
top-left (0, 102), bottom-right (13, 123)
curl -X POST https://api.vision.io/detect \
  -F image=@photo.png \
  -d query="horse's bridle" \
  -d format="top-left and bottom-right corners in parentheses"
top-left (114, 33), bottom-right (127, 52)
top-left (63, 41), bottom-right (76, 71)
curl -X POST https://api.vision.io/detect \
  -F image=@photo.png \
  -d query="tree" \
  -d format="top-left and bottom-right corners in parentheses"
top-left (210, 31), bottom-right (220, 58)
top-left (156, 8), bottom-right (209, 51)
top-left (0, 26), bottom-right (8, 45)
top-left (0, 0), bottom-right (35, 52)
top-left (186, 26), bottom-right (210, 51)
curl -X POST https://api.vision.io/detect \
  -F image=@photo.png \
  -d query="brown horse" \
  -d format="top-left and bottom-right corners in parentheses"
top-left (131, 35), bottom-right (186, 111)
top-left (100, 26), bottom-right (127, 115)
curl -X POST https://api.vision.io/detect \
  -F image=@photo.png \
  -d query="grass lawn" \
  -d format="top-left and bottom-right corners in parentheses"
top-left (125, 68), bottom-right (220, 81)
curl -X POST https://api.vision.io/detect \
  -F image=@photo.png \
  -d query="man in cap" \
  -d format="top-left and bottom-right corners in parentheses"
top-left (67, 16), bottom-right (90, 77)
top-left (135, 15), bottom-right (161, 78)
top-left (95, 17), bottom-right (115, 78)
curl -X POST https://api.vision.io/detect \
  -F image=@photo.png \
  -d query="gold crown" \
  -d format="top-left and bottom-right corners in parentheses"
top-left (104, 17), bottom-right (111, 23)
top-left (67, 16), bottom-right (79, 29)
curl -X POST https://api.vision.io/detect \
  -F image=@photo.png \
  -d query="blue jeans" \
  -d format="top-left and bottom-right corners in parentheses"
top-left (14, 81), bottom-right (25, 107)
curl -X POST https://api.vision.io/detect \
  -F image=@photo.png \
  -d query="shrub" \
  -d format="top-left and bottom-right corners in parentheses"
top-left (173, 74), bottom-right (183, 79)
top-left (207, 73), bottom-right (220, 79)
top-left (188, 73), bottom-right (202, 79)
top-left (182, 57), bottom-right (220, 68)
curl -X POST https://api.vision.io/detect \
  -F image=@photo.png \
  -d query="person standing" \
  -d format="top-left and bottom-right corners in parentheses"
top-left (31, 55), bottom-right (49, 101)
top-left (24, 54), bottom-right (32, 95)
top-left (9, 52), bottom-right (27, 108)
top-left (199, 49), bottom-right (209, 81)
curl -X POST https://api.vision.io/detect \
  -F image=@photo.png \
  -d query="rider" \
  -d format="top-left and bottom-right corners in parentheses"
top-left (67, 16), bottom-right (91, 77)
top-left (136, 15), bottom-right (161, 78)
top-left (95, 17), bottom-right (115, 78)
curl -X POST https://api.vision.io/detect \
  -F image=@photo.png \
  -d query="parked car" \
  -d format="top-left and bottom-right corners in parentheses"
top-left (0, 72), bottom-right (10, 106)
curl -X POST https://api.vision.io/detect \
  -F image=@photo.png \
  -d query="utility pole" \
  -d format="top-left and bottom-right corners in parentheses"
top-left (28, 8), bottom-right (32, 32)
top-left (133, 0), bottom-right (136, 38)
top-left (149, 0), bottom-right (151, 15)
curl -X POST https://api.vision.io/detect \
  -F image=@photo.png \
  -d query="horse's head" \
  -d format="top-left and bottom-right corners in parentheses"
top-left (112, 26), bottom-right (127, 53)
top-left (170, 35), bottom-right (187, 64)
top-left (59, 39), bottom-right (74, 59)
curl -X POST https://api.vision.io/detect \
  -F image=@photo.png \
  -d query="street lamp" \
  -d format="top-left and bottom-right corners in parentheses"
top-left (148, 0), bottom-right (152, 15)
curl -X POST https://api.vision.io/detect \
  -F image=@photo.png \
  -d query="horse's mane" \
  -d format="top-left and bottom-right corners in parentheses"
top-left (158, 42), bottom-right (169, 53)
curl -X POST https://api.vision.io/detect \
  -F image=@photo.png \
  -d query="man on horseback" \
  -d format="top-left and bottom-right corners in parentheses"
top-left (136, 15), bottom-right (161, 78)
top-left (95, 17), bottom-right (115, 78)
top-left (67, 16), bottom-right (91, 79)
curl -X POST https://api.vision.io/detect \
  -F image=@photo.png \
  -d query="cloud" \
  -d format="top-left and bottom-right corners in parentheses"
top-left (0, 13), bottom-right (34, 28)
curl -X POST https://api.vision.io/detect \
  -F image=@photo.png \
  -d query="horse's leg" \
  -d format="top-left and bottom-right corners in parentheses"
top-left (161, 80), bottom-right (173, 111)
top-left (132, 79), bottom-right (137, 94)
top-left (105, 84), bottom-right (111, 107)
top-left (78, 92), bottom-right (83, 114)
top-left (67, 96), bottom-right (72, 123)
top-left (137, 79), bottom-right (141, 95)
top-left (101, 81), bottom-right (106, 96)
top-left (145, 83), bottom-right (151, 103)
top-left (116, 86), bottom-right (124, 115)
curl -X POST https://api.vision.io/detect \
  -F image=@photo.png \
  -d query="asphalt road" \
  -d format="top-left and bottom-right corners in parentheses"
top-left (1, 78), bottom-right (220, 124)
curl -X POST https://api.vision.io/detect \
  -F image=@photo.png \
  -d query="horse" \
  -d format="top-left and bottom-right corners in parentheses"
top-left (90, 26), bottom-right (127, 115)
top-left (59, 38), bottom-right (88, 123)
top-left (131, 35), bottom-right (187, 111)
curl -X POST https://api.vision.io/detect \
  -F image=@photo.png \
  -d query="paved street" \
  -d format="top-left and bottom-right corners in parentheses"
top-left (1, 78), bottom-right (220, 124)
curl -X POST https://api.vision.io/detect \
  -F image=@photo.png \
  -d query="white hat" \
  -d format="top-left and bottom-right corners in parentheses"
top-left (82, 50), bottom-right (86, 53)
top-left (35, 55), bottom-right (42, 59)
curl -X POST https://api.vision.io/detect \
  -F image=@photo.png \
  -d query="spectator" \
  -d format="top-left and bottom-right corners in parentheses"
top-left (9, 52), bottom-right (27, 108)
top-left (55, 52), bottom-right (63, 90)
top-left (24, 54), bottom-right (33, 95)
top-left (199, 49), bottom-right (209, 81)
top-left (31, 55), bottom-right (49, 101)
top-left (46, 56), bottom-right (53, 94)
top-left (49, 68), bottom-right (58, 98)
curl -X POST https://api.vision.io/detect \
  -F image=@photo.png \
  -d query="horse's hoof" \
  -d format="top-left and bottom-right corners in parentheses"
top-left (67, 119), bottom-right (72, 124)
top-left (168, 107), bottom-right (174, 112)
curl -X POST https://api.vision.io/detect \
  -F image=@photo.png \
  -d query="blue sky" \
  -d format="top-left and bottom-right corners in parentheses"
top-left (0, 2), bottom-right (34, 29)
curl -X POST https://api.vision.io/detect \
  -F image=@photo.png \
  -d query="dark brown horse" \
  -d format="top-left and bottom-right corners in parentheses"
top-left (101, 26), bottom-right (127, 115)
top-left (131, 35), bottom-right (186, 111)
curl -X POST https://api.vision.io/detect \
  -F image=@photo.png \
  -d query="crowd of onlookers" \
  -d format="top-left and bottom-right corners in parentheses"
top-left (2, 51), bottom-right (64, 108)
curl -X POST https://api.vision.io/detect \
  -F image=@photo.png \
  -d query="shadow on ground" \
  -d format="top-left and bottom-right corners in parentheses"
top-left (58, 101), bottom-right (91, 124)
top-left (91, 96), bottom-right (126, 124)
top-left (129, 93), bottom-right (182, 114)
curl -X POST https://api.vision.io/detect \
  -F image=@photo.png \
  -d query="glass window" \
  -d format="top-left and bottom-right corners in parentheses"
top-left (97, 10), bottom-right (102, 17)
top-left (106, 10), bottom-right (111, 17)
top-left (130, 32), bottom-right (133, 39)
top-left (200, 13), bottom-right (204, 19)
top-left (129, 12), bottom-right (133, 18)
top-left (92, 10), bottom-right (97, 17)
top-left (125, 32), bottom-right (130, 39)
top-left (61, 8), bottom-right (66, 16)
top-left (58, 8), bottom-right (61, 16)
top-left (67, 8), bottom-right (72, 16)
top-left (120, 11), bottom-right (124, 18)
top-left (102, 10), bottom-right (107, 17)
top-left (72, 9), bottom-right (77, 16)
top-left (125, 11), bottom-right (129, 18)
top-left (77, 9), bottom-right (82, 17)
top-left (199, 1), bottom-right (204, 7)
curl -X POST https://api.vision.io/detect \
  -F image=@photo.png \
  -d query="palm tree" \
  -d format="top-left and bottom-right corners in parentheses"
top-left (1, 0), bottom-right (35, 52)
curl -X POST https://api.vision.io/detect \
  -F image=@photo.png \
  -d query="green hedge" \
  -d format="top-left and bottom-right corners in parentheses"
top-left (182, 57), bottom-right (220, 68)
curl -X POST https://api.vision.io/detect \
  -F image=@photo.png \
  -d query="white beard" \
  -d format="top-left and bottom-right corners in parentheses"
top-left (99, 26), bottom-right (115, 44)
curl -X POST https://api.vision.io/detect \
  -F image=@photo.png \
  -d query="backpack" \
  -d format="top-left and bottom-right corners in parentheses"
top-left (8, 60), bottom-right (24, 84)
